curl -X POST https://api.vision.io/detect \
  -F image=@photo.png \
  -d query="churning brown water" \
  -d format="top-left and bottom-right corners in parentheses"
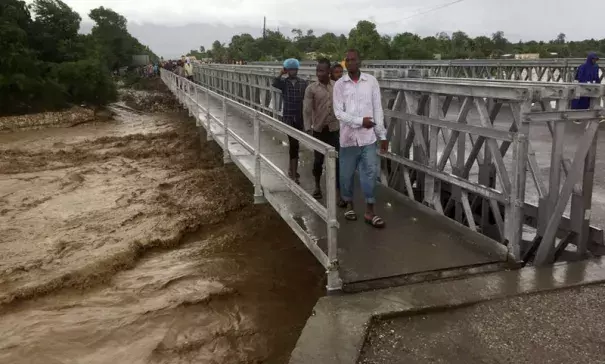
top-left (0, 82), bottom-right (324, 363)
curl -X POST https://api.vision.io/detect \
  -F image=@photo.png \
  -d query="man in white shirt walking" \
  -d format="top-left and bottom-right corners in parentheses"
top-left (333, 49), bottom-right (387, 228)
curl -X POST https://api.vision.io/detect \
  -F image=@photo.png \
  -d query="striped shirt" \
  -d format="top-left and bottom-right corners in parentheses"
top-left (333, 72), bottom-right (386, 147)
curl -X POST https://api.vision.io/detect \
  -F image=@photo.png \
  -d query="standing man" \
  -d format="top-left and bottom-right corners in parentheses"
top-left (184, 57), bottom-right (194, 81)
top-left (272, 58), bottom-right (308, 184)
top-left (174, 60), bottom-right (185, 89)
top-left (303, 58), bottom-right (344, 205)
top-left (331, 63), bottom-right (344, 81)
top-left (333, 49), bottom-right (387, 228)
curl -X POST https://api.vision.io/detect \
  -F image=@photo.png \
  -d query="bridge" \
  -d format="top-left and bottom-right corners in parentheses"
top-left (250, 58), bottom-right (604, 83)
top-left (160, 60), bottom-right (605, 294)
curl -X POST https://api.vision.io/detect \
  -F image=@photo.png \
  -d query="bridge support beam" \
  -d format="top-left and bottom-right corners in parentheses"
top-left (222, 98), bottom-right (232, 164)
top-left (205, 90), bottom-right (212, 142)
top-left (253, 112), bottom-right (267, 204)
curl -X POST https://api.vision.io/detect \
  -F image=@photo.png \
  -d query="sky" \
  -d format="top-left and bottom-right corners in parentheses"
top-left (61, 0), bottom-right (604, 58)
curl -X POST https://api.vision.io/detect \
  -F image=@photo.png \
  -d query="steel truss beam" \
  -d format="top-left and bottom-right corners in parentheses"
top-left (192, 64), bottom-right (605, 265)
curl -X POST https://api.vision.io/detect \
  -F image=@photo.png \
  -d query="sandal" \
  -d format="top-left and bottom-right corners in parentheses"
top-left (288, 172), bottom-right (301, 185)
top-left (344, 209), bottom-right (357, 221)
top-left (365, 215), bottom-right (385, 228)
top-left (312, 189), bottom-right (323, 199)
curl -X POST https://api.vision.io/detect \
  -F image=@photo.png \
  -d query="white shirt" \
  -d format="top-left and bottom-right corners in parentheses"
top-left (333, 72), bottom-right (386, 147)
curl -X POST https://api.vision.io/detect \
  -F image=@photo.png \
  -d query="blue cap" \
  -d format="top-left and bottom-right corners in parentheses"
top-left (283, 58), bottom-right (300, 69)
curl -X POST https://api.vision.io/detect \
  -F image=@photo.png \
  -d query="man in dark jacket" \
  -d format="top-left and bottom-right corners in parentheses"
top-left (572, 52), bottom-right (600, 111)
top-left (272, 58), bottom-right (307, 184)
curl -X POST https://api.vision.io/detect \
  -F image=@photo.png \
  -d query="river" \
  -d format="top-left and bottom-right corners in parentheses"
top-left (0, 82), bottom-right (323, 363)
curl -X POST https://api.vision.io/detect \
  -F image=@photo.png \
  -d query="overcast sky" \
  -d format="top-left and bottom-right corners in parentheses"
top-left (62, 0), bottom-right (604, 58)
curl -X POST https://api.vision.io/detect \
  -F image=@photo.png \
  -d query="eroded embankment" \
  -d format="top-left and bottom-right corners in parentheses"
top-left (0, 79), bottom-right (323, 363)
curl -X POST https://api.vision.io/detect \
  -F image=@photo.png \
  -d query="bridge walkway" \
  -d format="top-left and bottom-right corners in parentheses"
top-left (163, 70), bottom-right (512, 292)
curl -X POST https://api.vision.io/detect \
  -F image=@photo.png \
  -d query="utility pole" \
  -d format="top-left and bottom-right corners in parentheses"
top-left (263, 17), bottom-right (266, 39)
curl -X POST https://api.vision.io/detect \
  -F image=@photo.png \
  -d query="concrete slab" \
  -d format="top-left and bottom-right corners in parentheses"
top-left (183, 85), bottom-right (512, 290)
top-left (289, 257), bottom-right (605, 364)
top-left (360, 284), bottom-right (605, 364)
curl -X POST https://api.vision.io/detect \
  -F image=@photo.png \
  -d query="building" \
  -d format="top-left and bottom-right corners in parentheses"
top-left (515, 53), bottom-right (540, 60)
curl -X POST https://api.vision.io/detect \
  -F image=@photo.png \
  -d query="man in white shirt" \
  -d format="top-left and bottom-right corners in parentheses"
top-left (333, 49), bottom-right (387, 228)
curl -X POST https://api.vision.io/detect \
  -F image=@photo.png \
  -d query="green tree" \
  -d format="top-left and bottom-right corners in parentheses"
top-left (199, 20), bottom-right (605, 63)
top-left (0, 0), bottom-right (152, 116)
top-left (0, 0), bottom-right (44, 114)
top-left (347, 20), bottom-right (388, 60)
top-left (88, 6), bottom-right (156, 69)
top-left (390, 32), bottom-right (432, 60)
top-left (491, 31), bottom-right (510, 55)
top-left (29, 0), bottom-right (83, 63)
top-left (227, 33), bottom-right (258, 61)
top-left (210, 40), bottom-right (227, 62)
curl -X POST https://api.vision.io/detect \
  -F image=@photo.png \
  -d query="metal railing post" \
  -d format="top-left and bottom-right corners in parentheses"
top-left (325, 149), bottom-right (342, 293)
top-left (186, 79), bottom-right (193, 116)
top-left (205, 88), bottom-right (212, 141)
top-left (194, 85), bottom-right (200, 126)
top-left (222, 98), bottom-right (231, 164)
top-left (505, 102), bottom-right (530, 261)
top-left (253, 112), bottom-right (266, 204)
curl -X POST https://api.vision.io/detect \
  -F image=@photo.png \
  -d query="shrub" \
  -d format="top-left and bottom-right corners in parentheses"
top-left (51, 59), bottom-right (117, 108)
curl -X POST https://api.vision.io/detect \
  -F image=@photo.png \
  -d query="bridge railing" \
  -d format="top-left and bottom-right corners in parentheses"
top-left (191, 64), bottom-right (605, 266)
top-left (160, 69), bottom-right (342, 291)
top-left (245, 59), bottom-right (604, 83)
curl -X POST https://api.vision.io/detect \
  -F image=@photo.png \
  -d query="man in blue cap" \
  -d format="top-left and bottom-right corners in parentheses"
top-left (272, 58), bottom-right (308, 183)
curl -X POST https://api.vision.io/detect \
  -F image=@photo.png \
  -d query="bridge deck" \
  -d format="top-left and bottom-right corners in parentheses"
top-left (193, 90), bottom-right (511, 291)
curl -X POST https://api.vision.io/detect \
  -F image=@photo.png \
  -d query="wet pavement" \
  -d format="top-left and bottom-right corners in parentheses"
top-left (360, 283), bottom-right (605, 364)
top-left (289, 257), bottom-right (605, 364)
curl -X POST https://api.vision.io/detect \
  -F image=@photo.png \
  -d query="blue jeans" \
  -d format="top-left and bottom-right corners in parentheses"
top-left (339, 143), bottom-right (378, 204)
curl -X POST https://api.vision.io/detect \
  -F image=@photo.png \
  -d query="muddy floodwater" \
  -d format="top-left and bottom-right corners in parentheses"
top-left (0, 83), bottom-right (323, 363)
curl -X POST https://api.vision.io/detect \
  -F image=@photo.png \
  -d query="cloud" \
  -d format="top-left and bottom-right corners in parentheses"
top-left (63, 0), bottom-right (604, 58)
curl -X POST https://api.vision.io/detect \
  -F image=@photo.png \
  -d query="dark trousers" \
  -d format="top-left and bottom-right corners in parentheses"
top-left (285, 117), bottom-right (303, 160)
top-left (288, 136), bottom-right (300, 160)
top-left (312, 127), bottom-right (340, 187)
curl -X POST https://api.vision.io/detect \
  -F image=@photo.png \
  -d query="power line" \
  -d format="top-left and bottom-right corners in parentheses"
top-left (383, 0), bottom-right (467, 25)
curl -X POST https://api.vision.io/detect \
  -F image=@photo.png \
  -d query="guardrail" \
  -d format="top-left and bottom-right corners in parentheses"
top-left (191, 63), bottom-right (605, 265)
top-left (160, 69), bottom-right (342, 291)
top-left (250, 59), bottom-right (590, 67)
top-left (246, 59), bottom-right (604, 83)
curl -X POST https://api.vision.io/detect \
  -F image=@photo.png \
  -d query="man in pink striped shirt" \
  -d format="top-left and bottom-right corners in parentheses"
top-left (333, 49), bottom-right (387, 228)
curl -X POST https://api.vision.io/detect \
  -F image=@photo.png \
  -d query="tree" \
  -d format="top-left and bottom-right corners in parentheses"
top-left (197, 22), bottom-right (605, 63)
top-left (391, 32), bottom-right (432, 60)
top-left (29, 0), bottom-right (83, 63)
top-left (556, 33), bottom-right (566, 44)
top-left (491, 31), bottom-right (509, 55)
top-left (227, 33), bottom-right (258, 61)
top-left (0, 0), bottom-right (152, 116)
top-left (0, 0), bottom-right (43, 114)
top-left (210, 40), bottom-right (227, 62)
top-left (451, 31), bottom-right (471, 58)
top-left (88, 6), bottom-right (156, 69)
top-left (348, 20), bottom-right (388, 60)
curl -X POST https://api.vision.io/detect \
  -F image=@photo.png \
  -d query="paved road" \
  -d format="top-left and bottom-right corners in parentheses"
top-left (359, 283), bottom-right (605, 364)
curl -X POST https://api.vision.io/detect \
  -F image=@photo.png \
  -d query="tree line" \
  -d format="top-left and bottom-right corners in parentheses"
top-left (188, 20), bottom-right (604, 63)
top-left (1, 0), bottom-right (157, 116)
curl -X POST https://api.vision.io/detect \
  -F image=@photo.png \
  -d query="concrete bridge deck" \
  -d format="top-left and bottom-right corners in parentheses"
top-left (164, 72), bottom-right (510, 292)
